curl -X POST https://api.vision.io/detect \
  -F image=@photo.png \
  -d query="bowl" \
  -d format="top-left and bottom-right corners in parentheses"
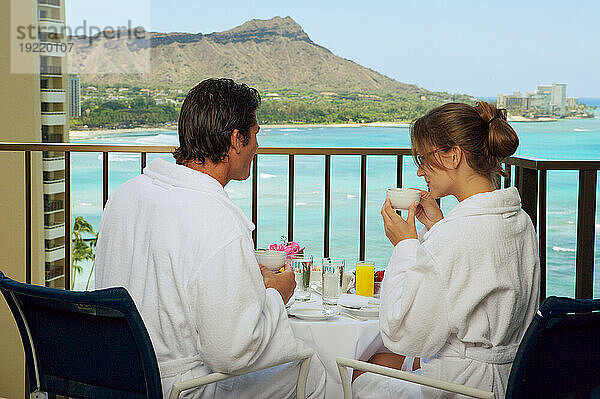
top-left (386, 188), bottom-right (421, 211)
top-left (255, 250), bottom-right (287, 271)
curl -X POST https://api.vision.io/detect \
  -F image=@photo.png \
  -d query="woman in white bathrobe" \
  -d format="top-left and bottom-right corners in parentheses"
top-left (352, 101), bottom-right (540, 399)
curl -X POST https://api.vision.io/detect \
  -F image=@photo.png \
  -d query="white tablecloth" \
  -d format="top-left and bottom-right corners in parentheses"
top-left (288, 294), bottom-right (383, 399)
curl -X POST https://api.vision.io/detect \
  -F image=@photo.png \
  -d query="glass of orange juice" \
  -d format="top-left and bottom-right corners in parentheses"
top-left (355, 261), bottom-right (375, 297)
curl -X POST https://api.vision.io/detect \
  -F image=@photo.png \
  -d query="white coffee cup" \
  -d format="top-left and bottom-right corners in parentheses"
top-left (386, 188), bottom-right (421, 211)
top-left (255, 250), bottom-right (287, 271)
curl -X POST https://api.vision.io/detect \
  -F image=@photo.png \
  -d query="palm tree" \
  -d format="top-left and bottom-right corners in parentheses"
top-left (71, 216), bottom-right (98, 290)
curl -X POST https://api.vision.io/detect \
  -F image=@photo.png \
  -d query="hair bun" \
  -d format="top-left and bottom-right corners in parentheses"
top-left (479, 103), bottom-right (518, 159)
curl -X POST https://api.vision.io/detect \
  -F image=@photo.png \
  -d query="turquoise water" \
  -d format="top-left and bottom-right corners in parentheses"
top-left (70, 114), bottom-right (600, 297)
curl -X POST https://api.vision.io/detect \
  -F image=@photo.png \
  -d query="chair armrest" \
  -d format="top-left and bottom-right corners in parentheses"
top-left (169, 348), bottom-right (314, 399)
top-left (336, 357), bottom-right (495, 399)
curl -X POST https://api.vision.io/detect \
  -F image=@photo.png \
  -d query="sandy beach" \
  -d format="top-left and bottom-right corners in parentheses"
top-left (69, 121), bottom-right (411, 140)
top-left (507, 115), bottom-right (557, 122)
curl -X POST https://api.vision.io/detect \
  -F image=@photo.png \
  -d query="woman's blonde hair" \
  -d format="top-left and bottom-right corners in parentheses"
top-left (410, 101), bottom-right (519, 186)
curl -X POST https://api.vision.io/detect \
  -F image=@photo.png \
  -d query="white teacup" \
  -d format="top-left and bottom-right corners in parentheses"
top-left (255, 250), bottom-right (287, 271)
top-left (386, 188), bottom-right (421, 211)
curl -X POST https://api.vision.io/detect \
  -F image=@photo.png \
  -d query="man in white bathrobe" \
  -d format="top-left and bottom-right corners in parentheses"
top-left (95, 78), bottom-right (326, 398)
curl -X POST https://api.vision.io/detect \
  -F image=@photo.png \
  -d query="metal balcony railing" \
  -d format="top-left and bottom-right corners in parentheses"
top-left (40, 65), bottom-right (61, 75)
top-left (42, 133), bottom-right (63, 143)
top-left (38, 0), bottom-right (61, 6)
top-left (0, 142), bottom-right (597, 299)
top-left (44, 198), bottom-right (63, 212)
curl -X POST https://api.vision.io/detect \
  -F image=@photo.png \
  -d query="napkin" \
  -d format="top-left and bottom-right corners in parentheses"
top-left (338, 294), bottom-right (380, 309)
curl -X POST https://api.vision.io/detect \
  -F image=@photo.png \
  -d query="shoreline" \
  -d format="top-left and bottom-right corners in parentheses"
top-left (69, 116), bottom-right (595, 139)
top-left (69, 121), bottom-right (411, 139)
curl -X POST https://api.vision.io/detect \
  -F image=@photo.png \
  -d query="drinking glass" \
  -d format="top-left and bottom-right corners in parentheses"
top-left (321, 258), bottom-right (345, 306)
top-left (356, 261), bottom-right (375, 297)
top-left (292, 254), bottom-right (313, 302)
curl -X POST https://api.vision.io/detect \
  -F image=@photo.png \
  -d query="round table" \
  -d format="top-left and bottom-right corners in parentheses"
top-left (288, 294), bottom-right (383, 399)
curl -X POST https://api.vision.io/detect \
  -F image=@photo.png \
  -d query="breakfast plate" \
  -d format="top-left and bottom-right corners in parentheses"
top-left (289, 307), bottom-right (338, 321)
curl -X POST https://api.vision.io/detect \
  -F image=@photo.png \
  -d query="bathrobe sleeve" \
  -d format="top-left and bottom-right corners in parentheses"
top-left (186, 234), bottom-right (302, 375)
top-left (417, 226), bottom-right (428, 243)
top-left (379, 239), bottom-right (451, 357)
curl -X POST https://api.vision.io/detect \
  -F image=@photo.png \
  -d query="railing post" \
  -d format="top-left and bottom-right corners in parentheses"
top-left (288, 154), bottom-right (294, 242)
top-left (102, 152), bottom-right (108, 208)
top-left (575, 170), bottom-right (597, 299)
top-left (141, 152), bottom-right (147, 173)
top-left (396, 155), bottom-right (402, 188)
top-left (64, 151), bottom-right (71, 290)
top-left (252, 155), bottom-right (258, 249)
top-left (504, 163), bottom-right (511, 189)
top-left (324, 155), bottom-right (331, 258)
top-left (359, 155), bottom-right (367, 261)
top-left (538, 170), bottom-right (547, 302)
top-left (25, 151), bottom-right (32, 284)
top-left (516, 167), bottom-right (538, 230)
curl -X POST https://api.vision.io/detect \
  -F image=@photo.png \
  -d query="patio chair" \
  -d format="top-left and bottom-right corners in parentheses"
top-left (336, 296), bottom-right (600, 399)
top-left (0, 271), bottom-right (314, 399)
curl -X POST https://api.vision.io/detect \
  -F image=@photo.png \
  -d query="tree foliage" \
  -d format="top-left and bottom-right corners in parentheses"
top-left (71, 216), bottom-right (98, 290)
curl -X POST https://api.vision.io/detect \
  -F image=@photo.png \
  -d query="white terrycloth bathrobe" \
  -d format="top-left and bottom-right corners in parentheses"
top-left (95, 158), bottom-right (325, 399)
top-left (357, 188), bottom-right (539, 399)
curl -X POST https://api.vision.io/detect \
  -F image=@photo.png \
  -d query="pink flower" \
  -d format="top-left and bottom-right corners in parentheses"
top-left (267, 241), bottom-right (305, 260)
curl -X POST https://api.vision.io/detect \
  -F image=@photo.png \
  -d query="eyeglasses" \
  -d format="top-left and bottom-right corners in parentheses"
top-left (416, 147), bottom-right (448, 166)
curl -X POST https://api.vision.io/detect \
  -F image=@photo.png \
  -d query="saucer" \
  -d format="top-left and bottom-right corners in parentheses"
top-left (289, 307), bottom-right (338, 321)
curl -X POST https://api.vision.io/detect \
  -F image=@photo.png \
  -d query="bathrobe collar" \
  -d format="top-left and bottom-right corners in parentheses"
top-left (442, 187), bottom-right (522, 222)
top-left (443, 187), bottom-right (522, 220)
top-left (143, 158), bottom-right (255, 231)
top-left (424, 187), bottom-right (522, 240)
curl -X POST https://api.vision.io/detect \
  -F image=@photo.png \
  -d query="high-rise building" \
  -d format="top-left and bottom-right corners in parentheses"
top-left (1, 0), bottom-right (69, 395)
top-left (496, 92), bottom-right (524, 108)
top-left (551, 83), bottom-right (567, 116)
top-left (497, 84), bottom-right (570, 117)
top-left (69, 73), bottom-right (81, 118)
top-left (530, 85), bottom-right (552, 114)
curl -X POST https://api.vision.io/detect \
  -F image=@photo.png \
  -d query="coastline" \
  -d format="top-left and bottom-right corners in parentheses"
top-left (69, 121), bottom-right (411, 139)
top-left (69, 116), bottom-right (596, 140)
top-left (507, 116), bottom-right (557, 122)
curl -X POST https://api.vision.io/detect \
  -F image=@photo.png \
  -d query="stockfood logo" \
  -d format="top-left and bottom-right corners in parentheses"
top-left (10, 0), bottom-right (151, 75)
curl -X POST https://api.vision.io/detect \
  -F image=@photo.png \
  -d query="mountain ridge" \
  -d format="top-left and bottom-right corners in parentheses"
top-left (67, 16), bottom-right (460, 99)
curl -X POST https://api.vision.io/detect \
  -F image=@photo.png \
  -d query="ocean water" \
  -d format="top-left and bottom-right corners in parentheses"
top-left (70, 112), bottom-right (600, 297)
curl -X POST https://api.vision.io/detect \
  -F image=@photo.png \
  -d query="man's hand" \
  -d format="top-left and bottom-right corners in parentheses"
top-left (414, 190), bottom-right (443, 230)
top-left (259, 262), bottom-right (296, 304)
top-left (381, 198), bottom-right (418, 246)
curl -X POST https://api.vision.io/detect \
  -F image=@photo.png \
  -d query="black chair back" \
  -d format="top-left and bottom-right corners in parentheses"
top-left (0, 271), bottom-right (162, 399)
top-left (506, 296), bottom-right (600, 399)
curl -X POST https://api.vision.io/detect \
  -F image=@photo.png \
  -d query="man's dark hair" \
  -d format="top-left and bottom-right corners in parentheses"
top-left (173, 78), bottom-right (261, 164)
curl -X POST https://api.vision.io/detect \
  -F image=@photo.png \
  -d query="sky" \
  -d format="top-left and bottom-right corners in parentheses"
top-left (66, 0), bottom-right (600, 98)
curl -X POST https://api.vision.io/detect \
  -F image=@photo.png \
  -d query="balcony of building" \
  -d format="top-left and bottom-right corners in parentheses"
top-left (44, 222), bottom-right (65, 240)
top-left (37, 42), bottom-right (66, 57)
top-left (41, 111), bottom-right (67, 126)
top-left (0, 142), bottom-right (597, 300)
top-left (43, 178), bottom-right (65, 195)
top-left (44, 244), bottom-right (65, 263)
top-left (40, 88), bottom-right (66, 103)
top-left (38, 19), bottom-right (65, 34)
top-left (43, 198), bottom-right (63, 214)
top-left (39, 64), bottom-right (62, 76)
top-left (37, 0), bottom-right (61, 8)
top-left (43, 155), bottom-right (65, 171)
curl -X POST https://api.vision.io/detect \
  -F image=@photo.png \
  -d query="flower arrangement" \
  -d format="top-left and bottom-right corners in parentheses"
top-left (268, 235), bottom-right (305, 260)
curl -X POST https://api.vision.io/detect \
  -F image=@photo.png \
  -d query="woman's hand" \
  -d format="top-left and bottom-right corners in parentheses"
top-left (381, 198), bottom-right (418, 246)
top-left (414, 190), bottom-right (443, 230)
